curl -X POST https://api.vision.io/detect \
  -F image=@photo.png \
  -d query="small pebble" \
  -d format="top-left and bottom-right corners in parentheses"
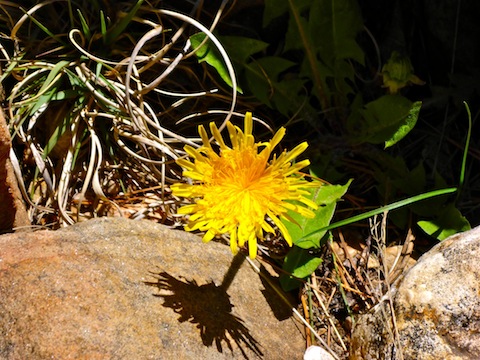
top-left (303, 345), bottom-right (336, 360)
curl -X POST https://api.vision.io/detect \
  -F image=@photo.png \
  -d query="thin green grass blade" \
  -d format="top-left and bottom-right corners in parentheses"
top-left (457, 101), bottom-right (472, 200)
top-left (19, 7), bottom-right (66, 46)
top-left (100, 10), bottom-right (107, 43)
top-left (105, 0), bottom-right (144, 44)
top-left (38, 60), bottom-right (70, 94)
top-left (67, 0), bottom-right (74, 28)
top-left (27, 90), bottom-right (55, 117)
top-left (95, 62), bottom-right (103, 81)
top-left (43, 115), bottom-right (70, 159)
top-left (298, 187), bottom-right (457, 241)
top-left (0, 60), bottom-right (18, 83)
top-left (76, 9), bottom-right (91, 39)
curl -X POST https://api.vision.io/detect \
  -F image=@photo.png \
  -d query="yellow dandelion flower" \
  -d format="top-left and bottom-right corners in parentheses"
top-left (171, 112), bottom-right (318, 259)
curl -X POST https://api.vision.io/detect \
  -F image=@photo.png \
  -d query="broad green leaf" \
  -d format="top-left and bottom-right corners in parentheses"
top-left (418, 203), bottom-right (470, 240)
top-left (44, 114), bottom-right (71, 159)
top-left (283, 179), bottom-right (352, 249)
top-left (264, 0), bottom-right (310, 27)
top-left (408, 170), bottom-right (450, 217)
top-left (50, 89), bottom-right (81, 101)
top-left (285, 3), bottom-right (329, 108)
top-left (220, 36), bottom-right (268, 65)
top-left (245, 56), bottom-right (311, 116)
top-left (350, 95), bottom-right (420, 146)
top-left (245, 56), bottom-right (297, 108)
top-left (309, 0), bottom-right (364, 66)
top-left (370, 155), bottom-right (422, 227)
top-left (190, 34), bottom-right (267, 94)
top-left (190, 33), bottom-right (251, 93)
top-left (280, 246), bottom-right (323, 291)
top-left (284, 10), bottom-right (309, 52)
top-left (263, 0), bottom-right (288, 27)
top-left (385, 101), bottom-right (422, 148)
top-left (369, 155), bottom-right (436, 200)
top-left (283, 0), bottom-right (364, 107)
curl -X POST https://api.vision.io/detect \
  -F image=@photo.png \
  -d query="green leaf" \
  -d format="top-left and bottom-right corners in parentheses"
top-left (76, 9), bottom-right (90, 39)
top-left (417, 203), bottom-right (470, 240)
top-left (220, 36), bottom-right (269, 65)
top-left (298, 187), bottom-right (457, 241)
top-left (100, 10), bottom-right (107, 43)
top-left (283, 179), bottom-right (352, 249)
top-left (309, 0), bottom-right (364, 66)
top-left (349, 95), bottom-right (421, 146)
top-left (245, 56), bottom-right (311, 116)
top-left (38, 60), bottom-right (70, 95)
top-left (264, 0), bottom-right (310, 27)
top-left (190, 33), bottom-right (250, 93)
top-left (105, 0), bottom-right (144, 44)
top-left (280, 246), bottom-right (323, 291)
top-left (285, 2), bottom-right (329, 108)
top-left (245, 57), bottom-right (297, 108)
top-left (385, 101), bottom-right (422, 148)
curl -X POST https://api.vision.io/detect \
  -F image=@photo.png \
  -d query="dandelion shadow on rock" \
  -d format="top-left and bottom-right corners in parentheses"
top-left (258, 265), bottom-right (294, 321)
top-left (145, 258), bottom-right (263, 359)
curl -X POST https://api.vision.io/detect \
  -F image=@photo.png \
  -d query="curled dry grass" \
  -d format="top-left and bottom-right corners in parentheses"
top-left (0, 0), bottom-right (240, 227)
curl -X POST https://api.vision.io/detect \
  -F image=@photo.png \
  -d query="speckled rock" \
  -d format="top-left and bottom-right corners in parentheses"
top-left (0, 217), bottom-right (305, 359)
top-left (350, 226), bottom-right (480, 360)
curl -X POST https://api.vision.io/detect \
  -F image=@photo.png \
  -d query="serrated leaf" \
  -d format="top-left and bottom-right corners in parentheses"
top-left (245, 57), bottom-right (310, 116)
top-left (351, 95), bottom-right (420, 146)
top-left (417, 203), bottom-right (470, 240)
top-left (283, 179), bottom-right (352, 249)
top-left (309, 0), bottom-right (364, 66)
top-left (264, 0), bottom-right (311, 27)
top-left (220, 36), bottom-right (268, 65)
top-left (280, 246), bottom-right (323, 291)
top-left (263, 0), bottom-right (289, 27)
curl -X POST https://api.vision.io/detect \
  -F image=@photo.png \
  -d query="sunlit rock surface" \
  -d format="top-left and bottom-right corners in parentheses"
top-left (0, 217), bottom-right (305, 359)
top-left (350, 226), bottom-right (480, 359)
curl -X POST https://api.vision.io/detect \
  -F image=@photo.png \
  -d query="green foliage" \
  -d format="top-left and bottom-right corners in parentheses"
top-left (190, 0), bottom-right (365, 116)
top-left (348, 96), bottom-right (422, 148)
top-left (381, 51), bottom-right (425, 94)
top-left (418, 203), bottom-right (470, 240)
top-left (279, 179), bottom-right (459, 291)
top-left (370, 154), bottom-right (470, 236)
top-left (190, 33), bottom-right (269, 93)
top-left (270, 0), bottom-right (364, 109)
top-left (280, 245), bottom-right (324, 291)
top-left (191, 0), bottom-right (423, 150)
top-left (245, 57), bottom-right (307, 116)
top-left (284, 180), bottom-right (352, 249)
top-left (104, 0), bottom-right (145, 44)
top-left (186, 0), bottom-right (471, 290)
top-left (279, 179), bottom-right (351, 291)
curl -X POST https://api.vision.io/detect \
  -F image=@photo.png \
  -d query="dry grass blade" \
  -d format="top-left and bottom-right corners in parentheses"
top-left (246, 257), bottom-right (341, 360)
top-left (369, 214), bottom-right (404, 360)
top-left (1, 1), bottom-right (240, 227)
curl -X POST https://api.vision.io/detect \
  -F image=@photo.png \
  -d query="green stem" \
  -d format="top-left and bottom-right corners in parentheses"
top-left (299, 187), bottom-right (457, 241)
